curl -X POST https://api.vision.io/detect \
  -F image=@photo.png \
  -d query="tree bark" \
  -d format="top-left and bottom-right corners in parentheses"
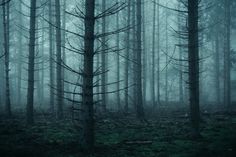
top-left (49, 0), bottom-right (55, 113)
top-left (26, 0), bottom-right (37, 125)
top-left (136, 0), bottom-right (144, 119)
top-left (101, 0), bottom-right (107, 112)
top-left (80, 0), bottom-right (95, 150)
top-left (124, 0), bottom-right (131, 112)
top-left (224, 0), bottom-right (231, 111)
top-left (116, 0), bottom-right (121, 110)
top-left (188, 0), bottom-right (200, 135)
top-left (2, 0), bottom-right (11, 117)
top-left (151, 2), bottom-right (156, 107)
top-left (55, 0), bottom-right (63, 119)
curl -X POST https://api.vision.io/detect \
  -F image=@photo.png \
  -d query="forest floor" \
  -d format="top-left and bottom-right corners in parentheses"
top-left (0, 108), bottom-right (236, 157)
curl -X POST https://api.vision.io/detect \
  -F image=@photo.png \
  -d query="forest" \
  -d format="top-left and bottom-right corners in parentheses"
top-left (0, 0), bottom-right (236, 156)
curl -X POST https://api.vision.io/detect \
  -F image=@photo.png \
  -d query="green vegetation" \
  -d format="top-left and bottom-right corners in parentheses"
top-left (0, 113), bottom-right (235, 157)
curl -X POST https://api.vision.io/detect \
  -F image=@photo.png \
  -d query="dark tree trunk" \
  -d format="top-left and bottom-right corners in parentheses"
top-left (55, 0), bottom-right (63, 119)
top-left (101, 0), bottom-right (107, 113)
top-left (188, 0), bottom-right (200, 136)
top-left (156, 0), bottom-right (160, 105)
top-left (116, 0), bottom-right (121, 110)
top-left (26, 0), bottom-right (37, 125)
top-left (142, 0), bottom-right (146, 106)
top-left (80, 0), bottom-right (95, 150)
top-left (124, 0), bottom-right (131, 111)
top-left (2, 0), bottom-right (11, 117)
top-left (178, 2), bottom-right (184, 104)
top-left (17, 0), bottom-right (23, 106)
top-left (136, 0), bottom-right (144, 119)
top-left (49, 0), bottom-right (55, 113)
top-left (165, 10), bottom-right (169, 103)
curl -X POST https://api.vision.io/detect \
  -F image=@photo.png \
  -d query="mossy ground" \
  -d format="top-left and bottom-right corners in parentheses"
top-left (0, 111), bottom-right (236, 157)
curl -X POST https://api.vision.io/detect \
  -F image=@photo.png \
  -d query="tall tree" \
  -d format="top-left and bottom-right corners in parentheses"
top-left (2, 0), bottom-right (11, 117)
top-left (136, 0), bottom-right (144, 119)
top-left (124, 0), bottom-right (131, 111)
top-left (26, 0), bottom-right (37, 124)
top-left (80, 0), bottom-right (95, 149)
top-left (142, 0), bottom-right (146, 106)
top-left (165, 10), bottom-right (169, 103)
top-left (49, 0), bottom-right (55, 113)
top-left (17, 0), bottom-right (23, 106)
top-left (151, 2), bottom-right (156, 107)
top-left (55, 0), bottom-right (63, 119)
top-left (178, 2), bottom-right (184, 104)
top-left (116, 0), bottom-right (121, 110)
top-left (101, 0), bottom-right (107, 112)
top-left (188, 0), bottom-right (200, 136)
top-left (224, 0), bottom-right (231, 111)
top-left (156, 0), bottom-right (160, 105)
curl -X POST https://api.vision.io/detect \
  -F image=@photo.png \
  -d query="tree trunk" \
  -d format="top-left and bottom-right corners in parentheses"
top-left (55, 0), bottom-right (63, 119)
top-left (165, 11), bottom-right (169, 103)
top-left (26, 0), bottom-right (37, 125)
top-left (17, 0), bottom-right (23, 106)
top-left (224, 0), bottom-right (231, 112)
top-left (2, 0), bottom-right (11, 117)
top-left (142, 0), bottom-right (146, 106)
top-left (156, 0), bottom-right (160, 105)
top-left (101, 0), bottom-right (107, 112)
top-left (116, 0), bottom-right (121, 111)
top-left (215, 34), bottom-right (220, 104)
top-left (136, 0), bottom-right (144, 119)
top-left (49, 0), bottom-right (55, 113)
top-left (178, 2), bottom-right (183, 104)
top-left (188, 0), bottom-right (200, 136)
top-left (80, 0), bottom-right (95, 150)
top-left (124, 0), bottom-right (131, 112)
top-left (151, 2), bottom-right (156, 107)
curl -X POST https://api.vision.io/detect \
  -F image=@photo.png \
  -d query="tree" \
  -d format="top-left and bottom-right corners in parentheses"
top-left (156, 0), bottom-right (160, 105)
top-left (55, 0), bottom-right (63, 119)
top-left (2, 0), bottom-right (11, 117)
top-left (224, 0), bottom-right (231, 111)
top-left (17, 0), bottom-right (23, 106)
top-left (80, 0), bottom-right (95, 149)
top-left (26, 0), bottom-right (37, 125)
top-left (188, 0), bottom-right (200, 136)
top-left (151, 2), bottom-right (156, 107)
top-left (101, 0), bottom-right (107, 112)
top-left (124, 0), bottom-right (131, 111)
top-left (165, 9), bottom-right (169, 103)
top-left (49, 0), bottom-right (55, 113)
top-left (116, 0), bottom-right (121, 110)
top-left (136, 0), bottom-right (144, 119)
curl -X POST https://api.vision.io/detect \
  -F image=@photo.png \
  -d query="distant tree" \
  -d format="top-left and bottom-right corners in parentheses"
top-left (116, 0), bottom-right (121, 110)
top-left (101, 0), bottom-right (107, 113)
top-left (136, 0), bottom-right (144, 119)
top-left (223, 0), bottom-right (231, 112)
top-left (17, 0), bottom-right (23, 106)
top-left (156, 0), bottom-right (160, 105)
top-left (151, 1), bottom-right (156, 107)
